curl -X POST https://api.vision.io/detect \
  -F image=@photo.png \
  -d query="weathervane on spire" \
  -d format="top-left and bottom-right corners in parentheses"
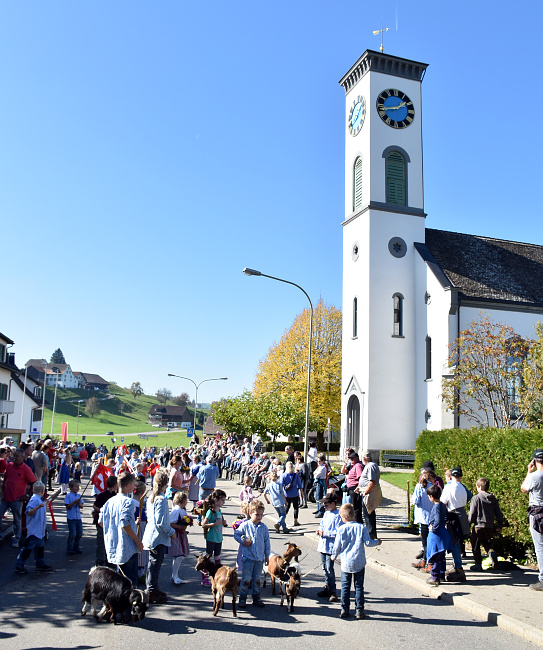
top-left (373, 19), bottom-right (390, 53)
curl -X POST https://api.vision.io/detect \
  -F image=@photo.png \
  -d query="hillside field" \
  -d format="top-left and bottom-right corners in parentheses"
top-left (40, 385), bottom-right (206, 446)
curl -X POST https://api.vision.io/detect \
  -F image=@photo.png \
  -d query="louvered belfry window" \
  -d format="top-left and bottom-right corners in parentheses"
top-left (386, 151), bottom-right (406, 205)
top-left (353, 157), bottom-right (363, 211)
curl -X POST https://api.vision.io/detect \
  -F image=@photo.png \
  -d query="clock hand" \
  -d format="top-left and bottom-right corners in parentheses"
top-left (386, 101), bottom-right (406, 110)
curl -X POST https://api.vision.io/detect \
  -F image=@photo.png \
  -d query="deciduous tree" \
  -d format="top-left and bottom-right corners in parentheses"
top-left (130, 382), bottom-right (144, 400)
top-left (253, 299), bottom-right (341, 444)
top-left (442, 314), bottom-right (533, 428)
top-left (85, 396), bottom-right (101, 418)
top-left (174, 392), bottom-right (190, 406)
top-left (156, 388), bottom-right (172, 404)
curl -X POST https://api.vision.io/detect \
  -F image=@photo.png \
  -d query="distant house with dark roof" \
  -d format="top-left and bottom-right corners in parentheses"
top-left (75, 372), bottom-right (109, 391)
top-left (148, 405), bottom-right (194, 428)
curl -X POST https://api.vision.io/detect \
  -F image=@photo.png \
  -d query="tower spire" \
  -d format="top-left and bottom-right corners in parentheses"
top-left (372, 19), bottom-right (390, 53)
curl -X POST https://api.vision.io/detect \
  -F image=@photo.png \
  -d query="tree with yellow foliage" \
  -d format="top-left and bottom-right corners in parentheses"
top-left (254, 299), bottom-right (341, 445)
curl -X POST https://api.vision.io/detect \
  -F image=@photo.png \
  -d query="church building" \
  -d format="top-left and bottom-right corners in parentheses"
top-left (340, 49), bottom-right (543, 456)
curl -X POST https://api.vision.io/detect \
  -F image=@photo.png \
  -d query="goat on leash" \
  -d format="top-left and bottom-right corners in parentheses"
top-left (194, 553), bottom-right (238, 617)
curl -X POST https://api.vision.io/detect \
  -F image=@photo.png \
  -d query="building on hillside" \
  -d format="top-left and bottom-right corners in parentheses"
top-left (26, 361), bottom-right (79, 389)
top-left (203, 414), bottom-right (226, 437)
top-left (10, 371), bottom-right (49, 438)
top-left (75, 372), bottom-right (109, 391)
top-left (339, 49), bottom-right (543, 458)
top-left (148, 405), bottom-right (194, 428)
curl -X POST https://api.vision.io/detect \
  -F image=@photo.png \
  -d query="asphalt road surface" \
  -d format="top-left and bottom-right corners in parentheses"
top-left (0, 486), bottom-right (535, 649)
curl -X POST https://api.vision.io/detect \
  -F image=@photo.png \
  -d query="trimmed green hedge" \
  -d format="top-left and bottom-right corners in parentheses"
top-left (264, 442), bottom-right (340, 453)
top-left (415, 427), bottom-right (542, 560)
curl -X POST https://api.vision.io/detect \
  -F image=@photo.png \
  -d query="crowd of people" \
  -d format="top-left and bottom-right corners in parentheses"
top-left (1, 433), bottom-right (542, 620)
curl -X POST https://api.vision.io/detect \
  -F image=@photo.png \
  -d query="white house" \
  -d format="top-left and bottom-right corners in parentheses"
top-left (339, 49), bottom-right (543, 458)
top-left (43, 363), bottom-right (79, 389)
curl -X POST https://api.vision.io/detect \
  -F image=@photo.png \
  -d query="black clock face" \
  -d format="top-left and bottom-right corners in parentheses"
top-left (376, 89), bottom-right (415, 129)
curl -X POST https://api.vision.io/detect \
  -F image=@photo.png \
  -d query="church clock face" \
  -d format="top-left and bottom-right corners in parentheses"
top-left (348, 95), bottom-right (366, 136)
top-left (376, 89), bottom-right (414, 129)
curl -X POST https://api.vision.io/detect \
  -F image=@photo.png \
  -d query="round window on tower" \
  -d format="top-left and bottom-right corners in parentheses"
top-left (352, 242), bottom-right (359, 261)
top-left (388, 237), bottom-right (407, 258)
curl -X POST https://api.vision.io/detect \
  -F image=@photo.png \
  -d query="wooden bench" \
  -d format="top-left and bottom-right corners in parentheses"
top-left (382, 453), bottom-right (415, 468)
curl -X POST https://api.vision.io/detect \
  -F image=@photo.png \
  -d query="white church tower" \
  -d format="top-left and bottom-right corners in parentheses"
top-left (340, 50), bottom-right (429, 456)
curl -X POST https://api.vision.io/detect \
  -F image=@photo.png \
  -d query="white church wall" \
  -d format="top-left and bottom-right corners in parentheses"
top-left (365, 211), bottom-right (424, 450)
top-left (425, 270), bottom-right (453, 432)
top-left (460, 305), bottom-right (543, 340)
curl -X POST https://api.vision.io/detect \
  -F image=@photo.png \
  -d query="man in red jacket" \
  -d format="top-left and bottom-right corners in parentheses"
top-left (0, 449), bottom-right (37, 547)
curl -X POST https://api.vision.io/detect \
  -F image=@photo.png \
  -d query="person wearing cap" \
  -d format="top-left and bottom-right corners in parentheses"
top-left (521, 448), bottom-right (543, 591)
top-left (316, 492), bottom-right (342, 602)
top-left (440, 467), bottom-right (470, 582)
top-left (346, 452), bottom-right (364, 524)
top-left (420, 461), bottom-right (444, 491)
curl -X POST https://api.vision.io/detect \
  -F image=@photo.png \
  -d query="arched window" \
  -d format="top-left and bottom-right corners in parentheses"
top-left (347, 394), bottom-right (360, 449)
top-left (425, 336), bottom-right (432, 379)
top-left (353, 157), bottom-right (363, 211)
top-left (353, 297), bottom-right (358, 337)
top-left (393, 293), bottom-right (404, 337)
top-left (386, 151), bottom-right (406, 205)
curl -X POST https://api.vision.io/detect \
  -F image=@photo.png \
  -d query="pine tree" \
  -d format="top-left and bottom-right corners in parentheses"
top-left (50, 348), bottom-right (66, 364)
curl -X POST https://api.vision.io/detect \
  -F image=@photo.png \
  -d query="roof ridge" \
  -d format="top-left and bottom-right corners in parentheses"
top-left (427, 227), bottom-right (543, 249)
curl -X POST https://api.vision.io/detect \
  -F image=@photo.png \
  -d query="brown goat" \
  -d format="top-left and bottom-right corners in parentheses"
top-left (282, 565), bottom-right (301, 613)
top-left (194, 553), bottom-right (238, 617)
top-left (263, 542), bottom-right (302, 595)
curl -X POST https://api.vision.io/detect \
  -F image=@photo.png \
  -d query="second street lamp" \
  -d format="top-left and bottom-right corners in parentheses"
top-left (167, 375), bottom-right (228, 437)
top-left (242, 267), bottom-right (313, 464)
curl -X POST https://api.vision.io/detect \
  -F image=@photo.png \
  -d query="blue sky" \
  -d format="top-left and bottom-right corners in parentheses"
top-left (2, 1), bottom-right (542, 405)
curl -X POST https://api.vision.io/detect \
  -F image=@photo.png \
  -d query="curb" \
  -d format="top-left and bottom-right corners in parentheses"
top-left (367, 558), bottom-right (543, 646)
top-left (228, 489), bottom-right (543, 644)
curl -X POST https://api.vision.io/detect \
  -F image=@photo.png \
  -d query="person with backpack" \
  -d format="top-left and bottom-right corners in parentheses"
top-left (440, 467), bottom-right (471, 582)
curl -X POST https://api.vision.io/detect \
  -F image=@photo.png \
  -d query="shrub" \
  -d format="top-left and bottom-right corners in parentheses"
top-left (264, 442), bottom-right (340, 453)
top-left (415, 427), bottom-right (542, 560)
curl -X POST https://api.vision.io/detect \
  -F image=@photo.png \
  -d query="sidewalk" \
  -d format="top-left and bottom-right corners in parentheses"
top-left (220, 472), bottom-right (543, 645)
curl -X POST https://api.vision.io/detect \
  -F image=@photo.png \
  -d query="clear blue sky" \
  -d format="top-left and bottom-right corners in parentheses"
top-left (2, 1), bottom-right (542, 404)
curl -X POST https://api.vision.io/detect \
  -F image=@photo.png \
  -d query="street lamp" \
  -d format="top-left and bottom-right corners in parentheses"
top-left (242, 267), bottom-right (313, 464)
top-left (167, 374), bottom-right (228, 436)
top-left (76, 399), bottom-right (84, 441)
top-left (50, 366), bottom-right (60, 436)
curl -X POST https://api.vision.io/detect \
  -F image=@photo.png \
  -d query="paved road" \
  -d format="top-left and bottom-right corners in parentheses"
top-left (0, 479), bottom-right (534, 650)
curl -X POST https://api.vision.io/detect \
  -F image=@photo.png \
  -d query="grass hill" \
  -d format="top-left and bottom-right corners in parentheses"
top-left (40, 385), bottom-right (207, 445)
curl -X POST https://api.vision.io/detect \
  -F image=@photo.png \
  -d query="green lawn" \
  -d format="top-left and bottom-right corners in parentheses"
top-left (40, 385), bottom-right (207, 445)
top-left (77, 430), bottom-right (193, 450)
top-left (380, 471), bottom-right (416, 492)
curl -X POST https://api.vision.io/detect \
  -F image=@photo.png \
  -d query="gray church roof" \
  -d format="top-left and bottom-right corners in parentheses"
top-left (422, 228), bottom-right (543, 305)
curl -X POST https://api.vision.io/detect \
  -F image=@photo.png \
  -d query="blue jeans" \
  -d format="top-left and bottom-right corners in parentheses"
top-left (321, 552), bottom-right (337, 594)
top-left (451, 540), bottom-right (463, 569)
top-left (530, 515), bottom-right (543, 582)
top-left (67, 518), bottom-right (83, 552)
top-left (146, 544), bottom-right (166, 593)
top-left (0, 498), bottom-right (23, 542)
top-left (274, 505), bottom-right (288, 531)
top-left (239, 559), bottom-right (264, 599)
top-left (315, 479), bottom-right (326, 514)
top-left (16, 535), bottom-right (46, 568)
top-left (341, 568), bottom-right (365, 613)
top-left (120, 552), bottom-right (139, 586)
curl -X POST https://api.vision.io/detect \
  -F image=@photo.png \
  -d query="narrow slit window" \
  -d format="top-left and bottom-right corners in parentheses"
top-left (393, 293), bottom-right (403, 337)
top-left (353, 297), bottom-right (358, 337)
top-left (426, 336), bottom-right (432, 379)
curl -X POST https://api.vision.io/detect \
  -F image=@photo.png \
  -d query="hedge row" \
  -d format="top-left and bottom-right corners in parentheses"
top-left (415, 427), bottom-right (542, 560)
top-left (264, 442), bottom-right (341, 453)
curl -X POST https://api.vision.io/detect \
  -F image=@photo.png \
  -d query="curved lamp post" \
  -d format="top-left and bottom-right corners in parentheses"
top-left (167, 375), bottom-right (228, 436)
top-left (242, 267), bottom-right (313, 463)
